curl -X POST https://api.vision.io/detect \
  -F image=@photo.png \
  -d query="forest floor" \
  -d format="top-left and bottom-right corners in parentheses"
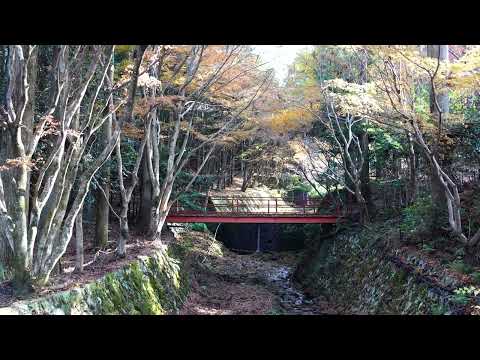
top-left (1, 225), bottom-right (343, 315)
top-left (175, 229), bottom-right (343, 315)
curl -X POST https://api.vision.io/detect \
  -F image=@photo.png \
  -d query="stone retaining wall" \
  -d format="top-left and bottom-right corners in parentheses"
top-left (295, 231), bottom-right (479, 315)
top-left (0, 245), bottom-right (190, 315)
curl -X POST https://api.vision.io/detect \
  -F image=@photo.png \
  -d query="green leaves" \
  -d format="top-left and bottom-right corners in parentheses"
top-left (189, 223), bottom-right (208, 232)
top-left (177, 191), bottom-right (206, 212)
top-left (452, 286), bottom-right (480, 305)
top-left (449, 260), bottom-right (472, 274)
top-left (471, 272), bottom-right (480, 285)
top-left (369, 125), bottom-right (403, 152)
top-left (399, 196), bottom-right (435, 234)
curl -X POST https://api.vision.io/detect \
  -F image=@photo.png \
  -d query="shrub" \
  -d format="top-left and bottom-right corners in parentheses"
top-left (433, 236), bottom-right (449, 250)
top-left (471, 271), bottom-right (480, 284)
top-left (449, 259), bottom-right (474, 275)
top-left (430, 303), bottom-right (448, 315)
top-left (421, 243), bottom-right (435, 254)
top-left (399, 196), bottom-right (435, 235)
top-left (454, 247), bottom-right (465, 258)
top-left (177, 191), bottom-right (205, 212)
top-left (452, 286), bottom-right (480, 305)
top-left (452, 292), bottom-right (470, 305)
top-left (190, 223), bottom-right (208, 232)
top-left (399, 196), bottom-right (449, 243)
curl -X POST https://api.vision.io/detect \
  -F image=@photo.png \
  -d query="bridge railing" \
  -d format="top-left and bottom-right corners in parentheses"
top-left (170, 195), bottom-right (345, 217)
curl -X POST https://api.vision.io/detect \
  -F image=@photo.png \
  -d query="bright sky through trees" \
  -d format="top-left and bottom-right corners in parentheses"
top-left (252, 45), bottom-right (313, 84)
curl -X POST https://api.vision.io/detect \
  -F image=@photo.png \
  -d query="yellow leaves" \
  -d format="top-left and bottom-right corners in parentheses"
top-left (114, 45), bottom-right (278, 147)
top-left (172, 75), bottom-right (186, 86)
top-left (446, 46), bottom-right (480, 92)
top-left (368, 45), bottom-right (480, 96)
top-left (116, 45), bottom-right (135, 56)
top-left (288, 139), bottom-right (308, 161)
top-left (323, 79), bottom-right (381, 117)
top-left (264, 108), bottom-right (314, 135)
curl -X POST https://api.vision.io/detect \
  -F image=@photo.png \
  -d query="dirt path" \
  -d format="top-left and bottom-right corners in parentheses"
top-left (178, 239), bottom-right (340, 315)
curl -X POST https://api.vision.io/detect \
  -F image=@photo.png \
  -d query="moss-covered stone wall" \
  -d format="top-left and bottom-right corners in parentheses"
top-left (1, 245), bottom-right (190, 315)
top-left (295, 231), bottom-right (477, 315)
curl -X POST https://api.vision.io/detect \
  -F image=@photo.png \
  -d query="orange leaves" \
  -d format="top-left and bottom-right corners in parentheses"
top-left (122, 123), bottom-right (144, 140)
top-left (130, 99), bottom-right (149, 118)
top-left (36, 115), bottom-right (60, 138)
top-left (133, 96), bottom-right (186, 117)
top-left (0, 157), bottom-right (36, 172)
top-left (116, 45), bottom-right (278, 150)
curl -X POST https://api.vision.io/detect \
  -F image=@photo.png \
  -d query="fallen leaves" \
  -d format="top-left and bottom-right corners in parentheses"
top-left (176, 230), bottom-right (340, 315)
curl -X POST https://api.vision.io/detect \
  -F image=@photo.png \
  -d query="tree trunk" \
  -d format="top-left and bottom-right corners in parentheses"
top-left (117, 140), bottom-right (130, 257)
top-left (430, 161), bottom-right (447, 229)
top-left (94, 115), bottom-right (112, 249)
top-left (406, 132), bottom-right (417, 205)
top-left (427, 45), bottom-right (449, 123)
top-left (427, 45), bottom-right (449, 225)
top-left (115, 132), bottom-right (147, 257)
top-left (0, 46), bottom-right (123, 289)
top-left (375, 149), bottom-right (387, 179)
top-left (0, 131), bottom-right (13, 269)
top-left (73, 108), bottom-right (84, 273)
top-left (74, 207), bottom-right (84, 273)
top-left (22, 46), bottom-right (37, 226)
top-left (360, 127), bottom-right (373, 215)
top-left (241, 164), bottom-right (252, 192)
top-left (138, 153), bottom-right (153, 233)
top-left (230, 152), bottom-right (235, 185)
top-left (355, 183), bottom-right (369, 225)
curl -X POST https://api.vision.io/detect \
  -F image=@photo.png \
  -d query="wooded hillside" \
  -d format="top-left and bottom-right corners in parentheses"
top-left (2, 45), bottom-right (480, 305)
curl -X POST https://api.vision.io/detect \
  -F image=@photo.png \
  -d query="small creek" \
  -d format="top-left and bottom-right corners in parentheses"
top-left (264, 261), bottom-right (336, 314)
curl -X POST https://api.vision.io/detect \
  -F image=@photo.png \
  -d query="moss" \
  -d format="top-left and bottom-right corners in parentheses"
top-left (296, 230), bottom-right (458, 315)
top-left (5, 243), bottom-right (194, 315)
top-left (391, 269), bottom-right (407, 286)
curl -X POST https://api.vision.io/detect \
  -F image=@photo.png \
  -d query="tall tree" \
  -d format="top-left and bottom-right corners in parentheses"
top-left (427, 45), bottom-right (450, 227)
top-left (0, 45), bottom-right (149, 289)
top-left (94, 100), bottom-right (112, 249)
top-left (366, 45), bottom-right (480, 250)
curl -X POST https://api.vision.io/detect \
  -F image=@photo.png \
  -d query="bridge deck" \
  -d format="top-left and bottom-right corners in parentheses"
top-left (166, 214), bottom-right (339, 224)
top-left (166, 195), bottom-right (344, 224)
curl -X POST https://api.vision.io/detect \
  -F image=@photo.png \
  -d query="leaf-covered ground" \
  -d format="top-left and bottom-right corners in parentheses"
top-left (1, 225), bottom-right (342, 315)
top-left (175, 229), bottom-right (342, 315)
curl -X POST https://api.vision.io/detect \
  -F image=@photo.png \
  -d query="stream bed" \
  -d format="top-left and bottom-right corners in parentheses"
top-left (265, 260), bottom-right (341, 314)
top-left (178, 247), bottom-right (339, 315)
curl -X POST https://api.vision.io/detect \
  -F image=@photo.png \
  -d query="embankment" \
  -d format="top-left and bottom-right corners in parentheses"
top-left (0, 241), bottom-right (191, 315)
top-left (295, 228), bottom-right (479, 315)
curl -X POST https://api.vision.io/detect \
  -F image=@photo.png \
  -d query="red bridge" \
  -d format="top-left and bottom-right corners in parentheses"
top-left (166, 195), bottom-right (347, 224)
